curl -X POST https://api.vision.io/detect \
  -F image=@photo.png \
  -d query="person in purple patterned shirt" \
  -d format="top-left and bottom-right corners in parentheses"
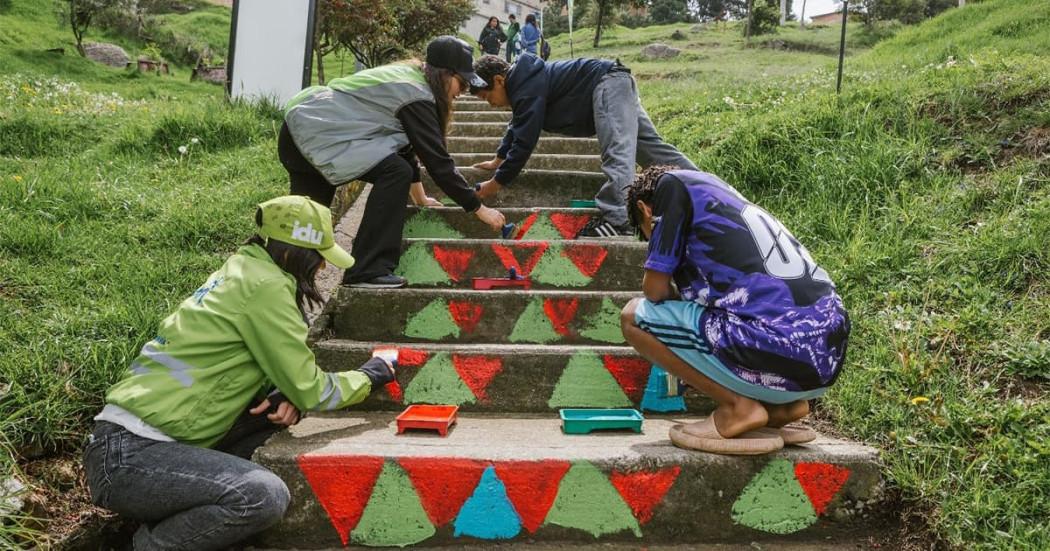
top-left (620, 166), bottom-right (850, 455)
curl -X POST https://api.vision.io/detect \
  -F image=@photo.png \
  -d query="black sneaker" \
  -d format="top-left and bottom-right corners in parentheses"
top-left (576, 217), bottom-right (633, 239)
top-left (345, 274), bottom-right (408, 288)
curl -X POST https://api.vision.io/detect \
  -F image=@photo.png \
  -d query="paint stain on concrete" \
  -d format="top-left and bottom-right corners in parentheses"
top-left (603, 355), bottom-right (651, 402)
top-left (794, 462), bottom-right (851, 516)
top-left (546, 462), bottom-right (642, 537)
top-left (297, 455), bottom-right (385, 546)
top-left (640, 366), bottom-right (687, 412)
top-left (405, 298), bottom-right (459, 341)
top-left (453, 465), bottom-right (522, 539)
top-left (543, 297), bottom-right (580, 336)
top-left (448, 301), bottom-right (483, 334)
top-left (609, 466), bottom-right (682, 524)
top-left (399, 457), bottom-right (488, 527)
top-left (395, 243), bottom-right (450, 285)
top-left (432, 245), bottom-right (474, 282)
top-left (403, 210), bottom-right (463, 239)
top-left (494, 460), bottom-right (572, 534)
top-left (403, 352), bottom-right (476, 405)
top-left (491, 242), bottom-right (548, 277)
top-left (549, 212), bottom-right (592, 239)
top-left (580, 298), bottom-right (626, 343)
top-left (509, 298), bottom-right (561, 344)
top-left (352, 461), bottom-right (436, 547)
top-left (563, 243), bottom-right (608, 278)
top-left (548, 351), bottom-right (632, 408)
top-left (518, 214), bottom-right (563, 241)
top-left (731, 459), bottom-right (817, 535)
top-left (532, 244), bottom-right (593, 287)
top-left (452, 355), bottom-right (503, 402)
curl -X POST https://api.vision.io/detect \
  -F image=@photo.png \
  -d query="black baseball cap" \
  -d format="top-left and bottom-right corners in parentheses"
top-left (426, 36), bottom-right (488, 89)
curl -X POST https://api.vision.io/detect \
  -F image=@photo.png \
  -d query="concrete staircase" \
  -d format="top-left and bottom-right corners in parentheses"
top-left (255, 99), bottom-right (885, 548)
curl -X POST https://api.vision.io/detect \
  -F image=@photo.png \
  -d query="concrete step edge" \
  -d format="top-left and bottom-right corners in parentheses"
top-left (314, 340), bottom-right (637, 355)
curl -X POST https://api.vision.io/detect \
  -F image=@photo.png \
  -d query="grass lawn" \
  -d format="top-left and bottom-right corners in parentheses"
top-left (1, 1), bottom-right (1048, 548)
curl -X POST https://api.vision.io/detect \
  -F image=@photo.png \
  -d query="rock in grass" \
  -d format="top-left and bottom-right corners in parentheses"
top-left (671, 29), bottom-right (688, 40)
top-left (1, 476), bottom-right (27, 516)
top-left (83, 43), bottom-right (130, 68)
top-left (641, 43), bottom-right (681, 59)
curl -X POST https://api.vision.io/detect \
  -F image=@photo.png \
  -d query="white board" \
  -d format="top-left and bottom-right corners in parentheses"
top-left (227, 0), bottom-right (316, 106)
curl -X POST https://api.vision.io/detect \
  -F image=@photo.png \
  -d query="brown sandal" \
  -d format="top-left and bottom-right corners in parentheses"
top-left (669, 417), bottom-right (784, 456)
top-left (757, 424), bottom-right (818, 445)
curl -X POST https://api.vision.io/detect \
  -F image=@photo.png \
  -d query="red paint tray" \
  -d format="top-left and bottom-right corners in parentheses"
top-left (395, 405), bottom-right (459, 436)
top-left (471, 277), bottom-right (532, 290)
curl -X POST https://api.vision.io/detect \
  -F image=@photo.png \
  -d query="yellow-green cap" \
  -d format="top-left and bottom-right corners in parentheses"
top-left (256, 196), bottom-right (355, 269)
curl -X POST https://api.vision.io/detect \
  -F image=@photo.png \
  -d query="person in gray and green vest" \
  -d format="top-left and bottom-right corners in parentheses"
top-left (279, 36), bottom-right (506, 289)
top-left (83, 196), bottom-right (397, 550)
top-left (505, 14), bottom-right (520, 62)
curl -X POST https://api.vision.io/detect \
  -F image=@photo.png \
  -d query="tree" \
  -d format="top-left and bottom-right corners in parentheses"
top-left (650, 0), bottom-right (691, 24)
top-left (694, 0), bottom-right (747, 21)
top-left (593, 0), bottom-right (647, 48)
top-left (56, 0), bottom-right (124, 56)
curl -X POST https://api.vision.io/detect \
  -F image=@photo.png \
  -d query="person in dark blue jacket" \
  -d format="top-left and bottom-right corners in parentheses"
top-left (470, 54), bottom-right (698, 238)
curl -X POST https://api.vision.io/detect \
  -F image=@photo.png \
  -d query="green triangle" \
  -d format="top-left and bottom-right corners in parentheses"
top-left (531, 244), bottom-right (593, 287)
top-left (352, 462), bottom-right (436, 547)
top-left (509, 298), bottom-right (560, 344)
top-left (545, 462), bottom-right (641, 537)
top-left (731, 459), bottom-right (818, 534)
top-left (580, 298), bottom-right (626, 344)
top-left (403, 352), bottom-right (476, 405)
top-left (520, 214), bottom-right (563, 240)
top-left (395, 243), bottom-right (450, 285)
top-left (405, 298), bottom-right (460, 341)
top-left (548, 351), bottom-right (632, 408)
top-left (403, 210), bottom-right (464, 239)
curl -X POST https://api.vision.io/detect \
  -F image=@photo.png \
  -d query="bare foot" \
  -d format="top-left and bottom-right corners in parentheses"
top-left (765, 400), bottom-right (810, 428)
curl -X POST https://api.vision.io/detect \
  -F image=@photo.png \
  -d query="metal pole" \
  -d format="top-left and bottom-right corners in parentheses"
top-left (836, 1), bottom-right (848, 94)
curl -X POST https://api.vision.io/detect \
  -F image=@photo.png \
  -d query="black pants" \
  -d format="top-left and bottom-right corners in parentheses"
top-left (278, 123), bottom-right (414, 283)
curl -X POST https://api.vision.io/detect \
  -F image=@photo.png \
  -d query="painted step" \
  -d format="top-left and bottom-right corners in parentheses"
top-left (393, 239), bottom-right (644, 290)
top-left (255, 412), bottom-right (885, 549)
top-left (451, 152), bottom-right (603, 172)
top-left (324, 289), bottom-right (636, 346)
top-left (446, 136), bottom-right (600, 155)
top-left (404, 207), bottom-right (600, 240)
top-left (423, 169), bottom-right (605, 207)
top-left (454, 100), bottom-right (505, 112)
top-left (306, 342), bottom-right (714, 414)
top-left (455, 111), bottom-right (513, 123)
top-left (452, 122), bottom-right (565, 137)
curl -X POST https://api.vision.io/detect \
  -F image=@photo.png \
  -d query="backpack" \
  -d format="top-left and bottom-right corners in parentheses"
top-left (540, 36), bottom-right (551, 60)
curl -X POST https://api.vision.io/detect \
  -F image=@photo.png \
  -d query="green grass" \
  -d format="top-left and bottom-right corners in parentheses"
top-left (2, 0), bottom-right (1049, 548)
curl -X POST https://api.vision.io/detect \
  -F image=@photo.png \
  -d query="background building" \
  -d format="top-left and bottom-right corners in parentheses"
top-left (462, 0), bottom-right (545, 45)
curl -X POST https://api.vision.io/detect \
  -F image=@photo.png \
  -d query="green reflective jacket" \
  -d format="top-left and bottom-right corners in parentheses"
top-left (104, 244), bottom-right (371, 448)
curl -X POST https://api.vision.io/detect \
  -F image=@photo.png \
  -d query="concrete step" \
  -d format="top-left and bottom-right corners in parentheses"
top-left (452, 121), bottom-right (566, 137)
top-left (423, 169), bottom-right (605, 208)
top-left (309, 341), bottom-right (713, 413)
top-left (451, 152), bottom-right (603, 172)
top-left (455, 111), bottom-right (512, 123)
top-left (255, 413), bottom-right (885, 549)
top-left (404, 207), bottom-right (599, 240)
top-left (393, 238), bottom-right (644, 290)
top-left (323, 289), bottom-right (635, 346)
top-left (446, 136), bottom-right (600, 155)
top-left (454, 100), bottom-right (505, 112)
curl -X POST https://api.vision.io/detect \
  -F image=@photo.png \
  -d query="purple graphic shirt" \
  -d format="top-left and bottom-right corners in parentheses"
top-left (644, 170), bottom-right (849, 391)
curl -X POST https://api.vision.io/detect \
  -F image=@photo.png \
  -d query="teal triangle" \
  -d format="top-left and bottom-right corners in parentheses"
top-left (453, 466), bottom-right (522, 539)
top-left (732, 459), bottom-right (818, 534)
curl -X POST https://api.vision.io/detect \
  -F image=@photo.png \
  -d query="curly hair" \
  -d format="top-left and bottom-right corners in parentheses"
top-left (473, 55), bottom-right (510, 92)
top-left (626, 165), bottom-right (681, 237)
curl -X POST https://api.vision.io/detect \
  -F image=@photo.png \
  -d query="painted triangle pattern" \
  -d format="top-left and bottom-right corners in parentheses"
top-left (609, 466), bottom-right (682, 524)
top-left (517, 213), bottom-right (563, 241)
top-left (563, 243), bottom-right (608, 278)
top-left (352, 461), bottom-right (435, 546)
top-left (545, 462), bottom-right (642, 537)
top-left (509, 298), bottom-right (560, 344)
top-left (580, 297), bottom-right (627, 343)
top-left (549, 212), bottom-right (592, 239)
top-left (494, 460), bottom-right (572, 534)
top-left (395, 242), bottom-right (450, 285)
top-left (794, 462), bottom-right (851, 516)
top-left (297, 455), bottom-right (385, 546)
top-left (603, 355), bottom-right (651, 402)
top-left (432, 245), bottom-right (474, 282)
top-left (403, 210), bottom-right (463, 239)
top-left (543, 297), bottom-right (580, 336)
top-left (399, 457), bottom-right (488, 527)
top-left (452, 355), bottom-right (503, 402)
top-left (405, 298), bottom-right (459, 341)
top-left (731, 459), bottom-right (818, 535)
top-left (491, 242), bottom-right (549, 277)
top-left (531, 243), bottom-right (593, 287)
top-left (448, 300), bottom-right (483, 334)
top-left (512, 212), bottom-right (539, 240)
top-left (453, 466), bottom-right (522, 539)
top-left (548, 351), bottom-right (632, 408)
top-left (403, 352), bottom-right (477, 405)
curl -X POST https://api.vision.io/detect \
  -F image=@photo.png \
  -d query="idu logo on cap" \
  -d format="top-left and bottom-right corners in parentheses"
top-left (291, 220), bottom-right (323, 245)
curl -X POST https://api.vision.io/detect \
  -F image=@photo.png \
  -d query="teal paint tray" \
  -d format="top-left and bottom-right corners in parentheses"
top-left (560, 408), bottom-right (643, 434)
top-left (569, 199), bottom-right (597, 208)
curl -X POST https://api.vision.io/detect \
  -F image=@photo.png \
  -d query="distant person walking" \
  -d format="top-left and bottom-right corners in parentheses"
top-left (519, 14), bottom-right (541, 55)
top-left (478, 16), bottom-right (507, 56)
top-left (505, 14), bottom-right (520, 62)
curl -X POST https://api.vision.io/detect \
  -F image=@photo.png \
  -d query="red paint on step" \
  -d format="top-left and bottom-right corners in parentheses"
top-left (563, 243), bottom-right (608, 278)
top-left (399, 457), bottom-right (489, 526)
top-left (609, 465), bottom-right (681, 524)
top-left (297, 455), bottom-right (385, 545)
top-left (384, 381), bottom-right (404, 402)
top-left (398, 348), bottom-right (429, 367)
top-left (491, 242), bottom-right (549, 277)
top-left (448, 301), bottom-right (484, 334)
top-left (494, 460), bottom-right (571, 533)
top-left (432, 245), bottom-right (474, 282)
top-left (550, 213), bottom-right (592, 239)
top-left (794, 463), bottom-right (851, 515)
top-left (514, 212), bottom-right (539, 240)
top-left (602, 356), bottom-right (651, 401)
top-left (542, 297), bottom-right (580, 336)
top-left (452, 355), bottom-right (504, 401)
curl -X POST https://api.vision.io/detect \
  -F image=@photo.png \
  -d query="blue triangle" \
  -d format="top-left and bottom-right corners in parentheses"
top-left (453, 465), bottom-right (522, 540)
top-left (640, 365), bottom-right (687, 412)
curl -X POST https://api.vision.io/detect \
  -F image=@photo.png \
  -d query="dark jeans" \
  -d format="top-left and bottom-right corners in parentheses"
top-left (277, 123), bottom-right (413, 283)
top-left (83, 411), bottom-right (288, 550)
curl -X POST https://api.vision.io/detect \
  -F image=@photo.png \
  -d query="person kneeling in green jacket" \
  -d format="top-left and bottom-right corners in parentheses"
top-left (82, 195), bottom-right (396, 550)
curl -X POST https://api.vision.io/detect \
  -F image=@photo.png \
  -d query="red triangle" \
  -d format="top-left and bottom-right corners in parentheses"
top-left (384, 381), bottom-right (404, 402)
top-left (494, 460), bottom-right (571, 533)
top-left (514, 212), bottom-right (539, 240)
top-left (794, 462), bottom-right (851, 516)
top-left (490, 242), bottom-right (549, 277)
top-left (542, 298), bottom-right (580, 336)
top-left (432, 245), bottom-right (474, 282)
top-left (563, 244), bottom-right (608, 278)
top-left (297, 455), bottom-right (385, 545)
top-left (448, 301), bottom-right (484, 334)
top-left (399, 457), bottom-right (489, 527)
top-left (397, 348), bottom-right (429, 367)
top-left (602, 356), bottom-right (651, 402)
top-left (549, 213), bottom-right (592, 239)
top-left (452, 355), bottom-right (504, 402)
top-left (609, 466), bottom-right (681, 524)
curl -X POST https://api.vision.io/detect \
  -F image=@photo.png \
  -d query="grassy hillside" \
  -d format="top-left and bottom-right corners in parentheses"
top-left (1, 1), bottom-right (1048, 548)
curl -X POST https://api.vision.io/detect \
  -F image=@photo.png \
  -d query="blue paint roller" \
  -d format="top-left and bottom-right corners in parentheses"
top-left (501, 223), bottom-right (516, 239)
